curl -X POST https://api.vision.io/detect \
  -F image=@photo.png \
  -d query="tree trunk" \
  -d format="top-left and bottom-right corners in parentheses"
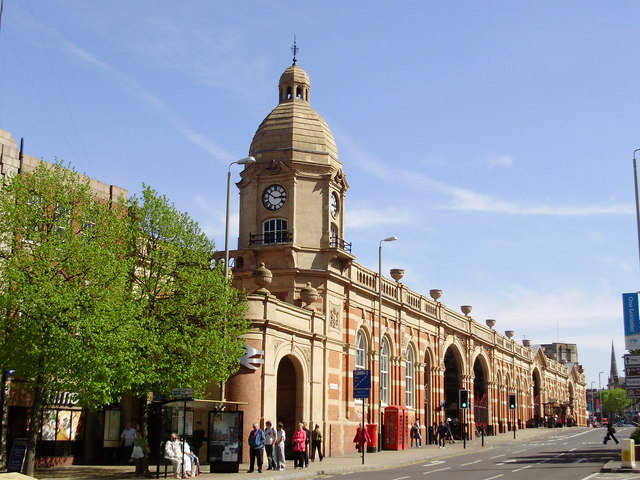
top-left (0, 370), bottom-right (8, 471)
top-left (23, 383), bottom-right (44, 477)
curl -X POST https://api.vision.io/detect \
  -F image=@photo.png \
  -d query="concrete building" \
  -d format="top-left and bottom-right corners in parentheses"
top-left (222, 59), bottom-right (587, 458)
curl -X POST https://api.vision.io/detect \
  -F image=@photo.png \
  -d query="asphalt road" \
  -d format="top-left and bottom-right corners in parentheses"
top-left (312, 427), bottom-right (634, 480)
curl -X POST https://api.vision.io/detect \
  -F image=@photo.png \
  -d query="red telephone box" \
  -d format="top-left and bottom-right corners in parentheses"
top-left (382, 406), bottom-right (408, 450)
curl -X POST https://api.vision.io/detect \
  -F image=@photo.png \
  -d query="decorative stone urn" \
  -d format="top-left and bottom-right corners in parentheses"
top-left (522, 339), bottom-right (531, 347)
top-left (505, 330), bottom-right (515, 339)
top-left (390, 269), bottom-right (405, 282)
top-left (485, 319), bottom-right (496, 329)
top-left (461, 305), bottom-right (472, 316)
top-left (252, 262), bottom-right (272, 295)
top-left (300, 282), bottom-right (319, 310)
top-left (429, 289), bottom-right (442, 301)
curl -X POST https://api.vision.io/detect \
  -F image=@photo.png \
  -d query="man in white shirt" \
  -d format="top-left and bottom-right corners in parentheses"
top-left (120, 423), bottom-right (136, 463)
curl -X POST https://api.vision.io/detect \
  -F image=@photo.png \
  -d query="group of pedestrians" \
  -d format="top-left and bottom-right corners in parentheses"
top-left (247, 421), bottom-right (323, 473)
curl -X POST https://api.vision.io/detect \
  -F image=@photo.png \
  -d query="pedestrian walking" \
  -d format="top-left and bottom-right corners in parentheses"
top-left (603, 421), bottom-right (619, 445)
top-left (437, 421), bottom-right (447, 448)
top-left (303, 422), bottom-right (311, 467)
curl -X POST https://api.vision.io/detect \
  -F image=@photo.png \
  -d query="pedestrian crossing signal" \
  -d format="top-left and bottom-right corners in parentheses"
top-left (459, 389), bottom-right (470, 409)
top-left (509, 393), bottom-right (516, 409)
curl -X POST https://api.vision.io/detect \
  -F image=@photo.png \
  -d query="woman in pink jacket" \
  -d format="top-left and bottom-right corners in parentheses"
top-left (292, 423), bottom-right (307, 469)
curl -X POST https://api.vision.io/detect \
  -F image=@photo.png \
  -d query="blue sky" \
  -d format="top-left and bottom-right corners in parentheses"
top-left (1, 0), bottom-right (638, 393)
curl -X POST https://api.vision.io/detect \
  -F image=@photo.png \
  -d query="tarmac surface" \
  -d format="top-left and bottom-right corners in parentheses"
top-left (0, 426), bottom-right (632, 480)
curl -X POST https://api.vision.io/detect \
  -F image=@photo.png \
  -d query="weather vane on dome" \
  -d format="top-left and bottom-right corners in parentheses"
top-left (291, 35), bottom-right (299, 65)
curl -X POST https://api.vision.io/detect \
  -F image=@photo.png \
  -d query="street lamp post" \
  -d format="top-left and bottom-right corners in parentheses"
top-left (220, 156), bottom-right (255, 402)
top-left (632, 150), bottom-right (640, 270)
top-left (590, 381), bottom-right (595, 414)
top-left (377, 236), bottom-right (397, 451)
top-left (224, 156), bottom-right (256, 278)
top-left (599, 371), bottom-right (604, 420)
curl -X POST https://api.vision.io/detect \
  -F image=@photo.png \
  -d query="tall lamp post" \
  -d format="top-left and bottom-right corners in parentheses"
top-left (220, 156), bottom-right (255, 402)
top-left (632, 150), bottom-right (640, 270)
top-left (224, 156), bottom-right (256, 278)
top-left (598, 371), bottom-right (604, 420)
top-left (378, 236), bottom-right (397, 450)
top-left (590, 381), bottom-right (595, 414)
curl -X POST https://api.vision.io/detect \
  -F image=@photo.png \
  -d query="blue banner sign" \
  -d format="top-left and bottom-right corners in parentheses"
top-left (623, 292), bottom-right (640, 350)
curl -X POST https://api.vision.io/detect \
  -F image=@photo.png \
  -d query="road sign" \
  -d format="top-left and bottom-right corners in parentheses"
top-left (627, 377), bottom-right (640, 388)
top-left (626, 366), bottom-right (640, 377)
top-left (171, 388), bottom-right (194, 399)
top-left (625, 354), bottom-right (640, 366)
top-left (627, 387), bottom-right (640, 398)
top-left (353, 369), bottom-right (371, 399)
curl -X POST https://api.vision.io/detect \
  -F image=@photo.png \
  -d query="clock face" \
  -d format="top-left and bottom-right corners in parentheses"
top-left (262, 184), bottom-right (287, 211)
top-left (330, 192), bottom-right (339, 218)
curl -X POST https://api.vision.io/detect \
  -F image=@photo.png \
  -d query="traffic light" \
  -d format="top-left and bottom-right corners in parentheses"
top-left (508, 393), bottom-right (517, 409)
top-left (459, 389), bottom-right (470, 409)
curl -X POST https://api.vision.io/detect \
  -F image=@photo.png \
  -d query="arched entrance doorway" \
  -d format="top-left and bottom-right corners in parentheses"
top-left (532, 369), bottom-right (542, 427)
top-left (443, 348), bottom-right (462, 439)
top-left (473, 357), bottom-right (489, 435)
top-left (276, 355), bottom-right (302, 458)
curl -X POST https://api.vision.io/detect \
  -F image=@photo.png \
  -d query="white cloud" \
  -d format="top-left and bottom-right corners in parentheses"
top-left (337, 133), bottom-right (632, 217)
top-left (485, 154), bottom-right (514, 168)
top-left (346, 207), bottom-right (414, 229)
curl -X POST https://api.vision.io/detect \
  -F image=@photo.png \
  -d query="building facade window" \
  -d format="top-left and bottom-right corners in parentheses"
top-left (381, 338), bottom-right (389, 405)
top-left (355, 331), bottom-right (366, 370)
top-left (406, 348), bottom-right (414, 408)
top-left (262, 219), bottom-right (288, 244)
top-left (330, 223), bottom-right (338, 248)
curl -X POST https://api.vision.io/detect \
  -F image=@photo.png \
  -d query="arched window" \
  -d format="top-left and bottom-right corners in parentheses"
top-left (263, 219), bottom-right (288, 245)
top-left (355, 331), bottom-right (366, 370)
top-left (381, 338), bottom-right (390, 405)
top-left (406, 348), bottom-right (414, 408)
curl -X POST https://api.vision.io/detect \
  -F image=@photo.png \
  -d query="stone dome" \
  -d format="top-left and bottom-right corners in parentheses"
top-left (249, 64), bottom-right (338, 162)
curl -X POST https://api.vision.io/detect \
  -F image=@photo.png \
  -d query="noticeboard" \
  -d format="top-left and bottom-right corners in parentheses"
top-left (208, 410), bottom-right (243, 473)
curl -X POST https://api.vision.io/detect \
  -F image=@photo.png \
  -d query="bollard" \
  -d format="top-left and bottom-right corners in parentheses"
top-left (621, 439), bottom-right (636, 469)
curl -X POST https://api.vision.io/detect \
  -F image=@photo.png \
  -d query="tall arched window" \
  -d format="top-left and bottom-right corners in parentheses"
top-left (355, 331), bottom-right (366, 370)
top-left (381, 338), bottom-right (389, 405)
top-left (406, 348), bottom-right (414, 408)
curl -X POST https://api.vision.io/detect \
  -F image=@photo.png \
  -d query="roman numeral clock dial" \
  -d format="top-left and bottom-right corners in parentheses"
top-left (262, 184), bottom-right (287, 211)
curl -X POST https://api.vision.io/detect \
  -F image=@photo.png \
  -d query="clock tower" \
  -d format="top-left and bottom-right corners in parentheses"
top-left (231, 58), bottom-right (352, 306)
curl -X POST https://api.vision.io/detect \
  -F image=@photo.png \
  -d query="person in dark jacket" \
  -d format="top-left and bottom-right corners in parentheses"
top-left (247, 423), bottom-right (266, 473)
top-left (603, 421), bottom-right (619, 445)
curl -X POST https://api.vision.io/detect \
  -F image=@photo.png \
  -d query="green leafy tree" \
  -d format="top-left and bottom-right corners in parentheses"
top-left (601, 388), bottom-right (631, 417)
top-left (125, 185), bottom-right (249, 398)
top-left (0, 163), bottom-right (139, 475)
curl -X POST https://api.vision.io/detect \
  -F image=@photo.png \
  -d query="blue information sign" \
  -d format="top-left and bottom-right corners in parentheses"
top-left (623, 292), bottom-right (640, 350)
top-left (353, 369), bottom-right (371, 399)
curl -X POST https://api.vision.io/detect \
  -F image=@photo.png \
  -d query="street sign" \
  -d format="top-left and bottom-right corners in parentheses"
top-left (626, 366), bottom-right (640, 377)
top-left (623, 293), bottom-right (640, 349)
top-left (353, 369), bottom-right (371, 399)
top-left (627, 377), bottom-right (640, 388)
top-left (171, 387), bottom-right (194, 399)
top-left (627, 387), bottom-right (640, 399)
top-left (625, 354), bottom-right (640, 366)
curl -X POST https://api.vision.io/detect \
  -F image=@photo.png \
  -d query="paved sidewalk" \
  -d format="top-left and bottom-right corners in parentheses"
top-left (1, 427), bottom-right (623, 480)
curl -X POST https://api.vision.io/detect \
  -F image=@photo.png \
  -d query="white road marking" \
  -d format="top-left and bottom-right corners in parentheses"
top-left (512, 465), bottom-right (532, 473)
top-left (391, 477), bottom-right (410, 480)
top-left (423, 467), bottom-right (451, 475)
top-left (483, 476), bottom-right (504, 480)
top-left (422, 460), bottom-right (445, 467)
top-left (512, 448), bottom-right (527, 453)
top-left (460, 460), bottom-right (482, 466)
top-left (496, 459), bottom-right (516, 465)
top-left (489, 454), bottom-right (506, 459)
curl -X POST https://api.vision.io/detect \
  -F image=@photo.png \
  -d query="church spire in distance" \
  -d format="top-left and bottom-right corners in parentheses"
top-left (609, 340), bottom-right (620, 388)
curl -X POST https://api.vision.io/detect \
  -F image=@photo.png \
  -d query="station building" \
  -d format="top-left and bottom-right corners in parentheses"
top-left (221, 58), bottom-right (587, 458)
